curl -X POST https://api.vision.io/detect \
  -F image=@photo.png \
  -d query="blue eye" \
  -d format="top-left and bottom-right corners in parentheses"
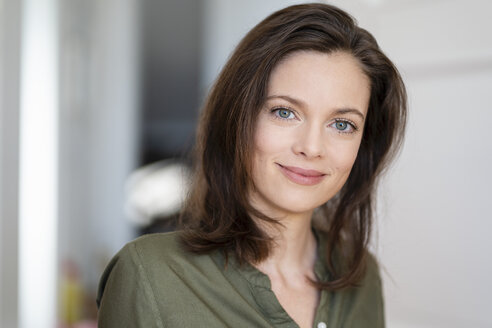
top-left (331, 120), bottom-right (356, 133)
top-left (335, 121), bottom-right (348, 130)
top-left (274, 108), bottom-right (295, 119)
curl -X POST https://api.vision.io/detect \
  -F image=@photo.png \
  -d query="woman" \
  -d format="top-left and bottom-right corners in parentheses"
top-left (97, 3), bottom-right (406, 328)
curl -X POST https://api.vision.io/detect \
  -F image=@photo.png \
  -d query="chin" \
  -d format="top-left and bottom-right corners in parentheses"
top-left (266, 195), bottom-right (330, 218)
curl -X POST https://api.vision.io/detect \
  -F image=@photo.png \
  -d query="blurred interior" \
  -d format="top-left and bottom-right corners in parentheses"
top-left (1, 0), bottom-right (492, 327)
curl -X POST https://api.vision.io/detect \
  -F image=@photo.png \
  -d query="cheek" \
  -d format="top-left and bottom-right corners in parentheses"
top-left (254, 123), bottom-right (290, 158)
top-left (329, 139), bottom-right (362, 173)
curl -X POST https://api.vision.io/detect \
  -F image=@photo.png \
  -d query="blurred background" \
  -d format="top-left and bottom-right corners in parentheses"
top-left (1, 0), bottom-right (491, 327)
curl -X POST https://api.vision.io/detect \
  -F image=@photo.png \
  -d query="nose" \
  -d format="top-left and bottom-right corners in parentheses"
top-left (292, 123), bottom-right (325, 159)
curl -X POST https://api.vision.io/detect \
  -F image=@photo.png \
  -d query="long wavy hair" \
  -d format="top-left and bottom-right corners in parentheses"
top-left (179, 3), bottom-right (407, 290)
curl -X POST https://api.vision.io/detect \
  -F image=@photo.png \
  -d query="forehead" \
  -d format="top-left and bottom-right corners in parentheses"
top-left (267, 51), bottom-right (371, 115)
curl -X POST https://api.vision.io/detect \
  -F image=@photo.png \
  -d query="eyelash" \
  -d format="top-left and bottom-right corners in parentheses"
top-left (270, 106), bottom-right (297, 120)
top-left (269, 106), bottom-right (359, 134)
top-left (331, 119), bottom-right (358, 134)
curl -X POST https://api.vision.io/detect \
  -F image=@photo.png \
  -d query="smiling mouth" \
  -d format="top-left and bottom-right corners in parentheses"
top-left (276, 163), bottom-right (326, 186)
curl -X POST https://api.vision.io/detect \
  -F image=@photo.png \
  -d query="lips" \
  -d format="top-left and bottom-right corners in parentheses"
top-left (277, 163), bottom-right (326, 186)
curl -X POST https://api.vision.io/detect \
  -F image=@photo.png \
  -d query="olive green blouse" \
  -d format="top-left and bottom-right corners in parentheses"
top-left (97, 231), bottom-right (384, 327)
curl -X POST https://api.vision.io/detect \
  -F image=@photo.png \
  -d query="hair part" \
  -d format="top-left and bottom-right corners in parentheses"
top-left (179, 2), bottom-right (407, 291)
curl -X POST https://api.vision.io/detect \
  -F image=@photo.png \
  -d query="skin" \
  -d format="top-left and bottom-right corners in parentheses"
top-left (249, 50), bottom-right (371, 328)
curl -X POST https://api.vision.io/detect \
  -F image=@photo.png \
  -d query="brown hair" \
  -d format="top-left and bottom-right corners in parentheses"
top-left (179, 3), bottom-right (407, 290)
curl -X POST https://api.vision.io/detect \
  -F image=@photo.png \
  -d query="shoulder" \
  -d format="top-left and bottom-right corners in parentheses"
top-left (96, 232), bottom-right (184, 304)
top-left (124, 231), bottom-right (187, 264)
top-left (97, 231), bottom-right (224, 326)
top-left (97, 231), bottom-right (273, 327)
top-left (98, 232), bottom-right (184, 284)
top-left (96, 231), bottom-right (201, 307)
top-left (97, 231), bottom-right (223, 302)
top-left (96, 233), bottom-right (184, 326)
top-left (97, 231), bottom-right (210, 292)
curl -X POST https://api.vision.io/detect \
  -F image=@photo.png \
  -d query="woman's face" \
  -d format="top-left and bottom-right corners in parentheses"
top-left (249, 51), bottom-right (370, 219)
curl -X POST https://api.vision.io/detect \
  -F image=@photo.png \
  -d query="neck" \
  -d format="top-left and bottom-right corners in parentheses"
top-left (255, 211), bottom-right (318, 276)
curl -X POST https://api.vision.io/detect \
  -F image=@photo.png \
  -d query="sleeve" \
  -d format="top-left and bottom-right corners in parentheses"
top-left (96, 243), bottom-right (165, 328)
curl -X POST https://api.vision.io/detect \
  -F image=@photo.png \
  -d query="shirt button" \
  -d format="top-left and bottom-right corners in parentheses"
top-left (317, 322), bottom-right (327, 328)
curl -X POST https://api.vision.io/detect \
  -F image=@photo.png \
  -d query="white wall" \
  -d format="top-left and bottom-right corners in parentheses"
top-left (201, 1), bottom-right (492, 327)
top-left (345, 1), bottom-right (492, 327)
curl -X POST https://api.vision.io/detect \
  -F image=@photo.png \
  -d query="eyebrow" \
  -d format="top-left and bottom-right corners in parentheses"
top-left (333, 108), bottom-right (366, 121)
top-left (266, 95), bottom-right (307, 108)
top-left (265, 95), bottom-right (366, 120)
